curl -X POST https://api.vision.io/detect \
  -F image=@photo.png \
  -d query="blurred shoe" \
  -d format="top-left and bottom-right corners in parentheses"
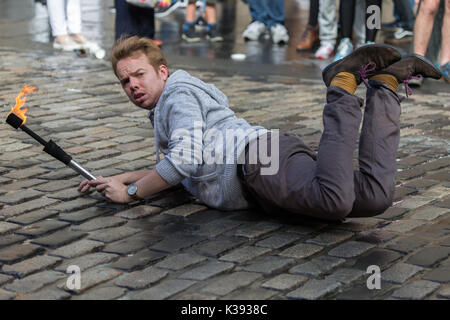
top-left (315, 42), bottom-right (335, 60)
top-left (322, 44), bottom-right (402, 87)
top-left (333, 37), bottom-right (353, 62)
top-left (71, 35), bottom-right (105, 59)
top-left (379, 54), bottom-right (442, 96)
top-left (53, 36), bottom-right (81, 51)
top-left (379, 54), bottom-right (442, 82)
top-left (270, 24), bottom-right (289, 45)
top-left (438, 62), bottom-right (450, 83)
top-left (155, 0), bottom-right (181, 18)
top-left (243, 21), bottom-right (266, 41)
top-left (296, 24), bottom-right (319, 51)
top-left (206, 24), bottom-right (223, 42)
top-left (385, 28), bottom-right (413, 45)
top-left (381, 20), bottom-right (401, 31)
top-left (182, 22), bottom-right (201, 42)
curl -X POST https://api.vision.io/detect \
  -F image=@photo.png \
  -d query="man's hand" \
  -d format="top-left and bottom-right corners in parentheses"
top-left (78, 176), bottom-right (132, 203)
top-left (78, 169), bottom-right (171, 204)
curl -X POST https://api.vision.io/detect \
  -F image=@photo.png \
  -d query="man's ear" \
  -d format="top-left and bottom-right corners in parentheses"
top-left (159, 65), bottom-right (169, 81)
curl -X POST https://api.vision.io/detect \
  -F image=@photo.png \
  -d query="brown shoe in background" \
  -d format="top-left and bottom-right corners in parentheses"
top-left (296, 25), bottom-right (319, 51)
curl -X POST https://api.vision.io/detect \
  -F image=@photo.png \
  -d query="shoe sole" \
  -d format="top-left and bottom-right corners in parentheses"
top-left (207, 36), bottom-right (223, 42)
top-left (322, 43), bottom-right (402, 86)
top-left (182, 34), bottom-right (201, 43)
top-left (385, 38), bottom-right (412, 45)
top-left (402, 53), bottom-right (443, 80)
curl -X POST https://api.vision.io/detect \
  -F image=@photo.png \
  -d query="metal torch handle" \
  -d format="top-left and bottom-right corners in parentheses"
top-left (68, 160), bottom-right (96, 180)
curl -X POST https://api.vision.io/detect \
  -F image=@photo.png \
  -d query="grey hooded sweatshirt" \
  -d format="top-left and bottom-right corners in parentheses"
top-left (149, 70), bottom-right (267, 210)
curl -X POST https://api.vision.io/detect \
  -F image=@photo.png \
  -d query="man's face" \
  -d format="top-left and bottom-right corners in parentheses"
top-left (116, 52), bottom-right (168, 110)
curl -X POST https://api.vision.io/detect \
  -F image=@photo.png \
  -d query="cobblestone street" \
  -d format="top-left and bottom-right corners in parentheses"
top-left (0, 0), bottom-right (449, 301)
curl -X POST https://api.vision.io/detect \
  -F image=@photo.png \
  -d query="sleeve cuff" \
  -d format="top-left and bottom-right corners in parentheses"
top-left (155, 157), bottom-right (185, 186)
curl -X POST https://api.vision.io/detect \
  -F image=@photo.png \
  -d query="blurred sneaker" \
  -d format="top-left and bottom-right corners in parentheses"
top-left (243, 21), bottom-right (266, 41)
top-left (385, 27), bottom-right (413, 44)
top-left (53, 36), bottom-right (81, 51)
top-left (207, 24), bottom-right (223, 42)
top-left (270, 24), bottom-right (289, 45)
top-left (438, 62), bottom-right (450, 83)
top-left (315, 42), bottom-right (334, 60)
top-left (333, 37), bottom-right (353, 62)
top-left (296, 24), bottom-right (319, 51)
top-left (182, 22), bottom-right (201, 42)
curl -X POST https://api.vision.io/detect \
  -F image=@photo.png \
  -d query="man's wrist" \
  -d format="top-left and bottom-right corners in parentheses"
top-left (127, 183), bottom-right (142, 201)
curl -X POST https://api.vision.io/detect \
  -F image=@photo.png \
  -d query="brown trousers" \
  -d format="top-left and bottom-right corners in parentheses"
top-left (238, 81), bottom-right (402, 221)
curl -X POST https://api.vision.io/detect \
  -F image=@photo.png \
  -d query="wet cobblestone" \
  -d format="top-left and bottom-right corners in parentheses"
top-left (0, 35), bottom-right (448, 300)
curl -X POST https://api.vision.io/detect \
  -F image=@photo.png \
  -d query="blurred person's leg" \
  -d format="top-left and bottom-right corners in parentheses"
top-left (315, 0), bottom-right (337, 59)
top-left (183, 1), bottom-right (201, 41)
top-left (353, 0), bottom-right (366, 46)
top-left (47, 0), bottom-right (80, 50)
top-left (47, 0), bottom-right (68, 37)
top-left (394, 0), bottom-right (416, 30)
top-left (334, 0), bottom-right (355, 61)
top-left (265, 0), bottom-right (288, 44)
top-left (365, 0), bottom-right (382, 43)
top-left (440, 0), bottom-right (450, 66)
top-left (413, 0), bottom-right (439, 56)
top-left (246, 0), bottom-right (266, 23)
top-left (296, 0), bottom-right (319, 51)
top-left (438, 0), bottom-right (450, 81)
top-left (66, 0), bottom-right (82, 35)
top-left (262, 0), bottom-right (284, 28)
top-left (205, 1), bottom-right (223, 42)
top-left (242, 0), bottom-right (267, 41)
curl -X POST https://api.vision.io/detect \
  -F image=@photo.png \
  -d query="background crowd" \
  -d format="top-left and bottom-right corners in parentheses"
top-left (38, 0), bottom-right (449, 85)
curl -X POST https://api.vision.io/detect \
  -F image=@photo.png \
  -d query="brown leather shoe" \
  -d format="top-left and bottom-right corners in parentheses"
top-left (378, 54), bottom-right (442, 82)
top-left (296, 25), bottom-right (319, 51)
top-left (322, 44), bottom-right (402, 87)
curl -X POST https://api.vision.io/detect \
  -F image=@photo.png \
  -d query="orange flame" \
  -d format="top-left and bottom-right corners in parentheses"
top-left (8, 85), bottom-right (36, 126)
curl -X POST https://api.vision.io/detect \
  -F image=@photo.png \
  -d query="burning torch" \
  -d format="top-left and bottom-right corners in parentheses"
top-left (5, 86), bottom-right (96, 181)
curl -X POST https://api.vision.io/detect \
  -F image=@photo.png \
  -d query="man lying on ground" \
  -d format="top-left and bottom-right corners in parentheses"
top-left (78, 36), bottom-right (442, 221)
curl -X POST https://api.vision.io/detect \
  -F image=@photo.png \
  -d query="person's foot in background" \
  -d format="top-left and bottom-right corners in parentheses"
top-left (315, 42), bottom-right (335, 60)
top-left (296, 24), bottom-right (319, 51)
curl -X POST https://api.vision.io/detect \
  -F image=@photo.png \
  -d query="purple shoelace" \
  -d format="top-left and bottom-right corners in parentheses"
top-left (358, 61), bottom-right (377, 88)
top-left (403, 74), bottom-right (423, 97)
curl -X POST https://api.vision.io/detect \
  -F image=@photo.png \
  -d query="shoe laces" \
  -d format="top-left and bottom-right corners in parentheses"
top-left (358, 62), bottom-right (377, 88)
top-left (403, 74), bottom-right (423, 97)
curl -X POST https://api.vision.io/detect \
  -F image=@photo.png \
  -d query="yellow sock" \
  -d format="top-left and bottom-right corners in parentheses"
top-left (370, 73), bottom-right (399, 92)
top-left (330, 72), bottom-right (357, 94)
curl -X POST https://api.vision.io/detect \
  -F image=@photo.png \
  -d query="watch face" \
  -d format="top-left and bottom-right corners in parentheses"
top-left (128, 184), bottom-right (137, 196)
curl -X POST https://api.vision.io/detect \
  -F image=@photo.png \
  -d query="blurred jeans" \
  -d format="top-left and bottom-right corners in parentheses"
top-left (244, 0), bottom-right (285, 27)
top-left (114, 0), bottom-right (155, 40)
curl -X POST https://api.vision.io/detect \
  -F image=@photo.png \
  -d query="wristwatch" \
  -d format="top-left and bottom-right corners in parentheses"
top-left (127, 183), bottom-right (141, 201)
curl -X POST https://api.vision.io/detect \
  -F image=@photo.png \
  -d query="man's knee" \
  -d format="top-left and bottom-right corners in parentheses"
top-left (363, 193), bottom-right (393, 217)
top-left (317, 193), bottom-right (354, 221)
top-left (421, 0), bottom-right (440, 16)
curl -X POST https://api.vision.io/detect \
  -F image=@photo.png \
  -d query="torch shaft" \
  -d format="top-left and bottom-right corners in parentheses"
top-left (20, 125), bottom-right (48, 146)
top-left (68, 160), bottom-right (96, 181)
